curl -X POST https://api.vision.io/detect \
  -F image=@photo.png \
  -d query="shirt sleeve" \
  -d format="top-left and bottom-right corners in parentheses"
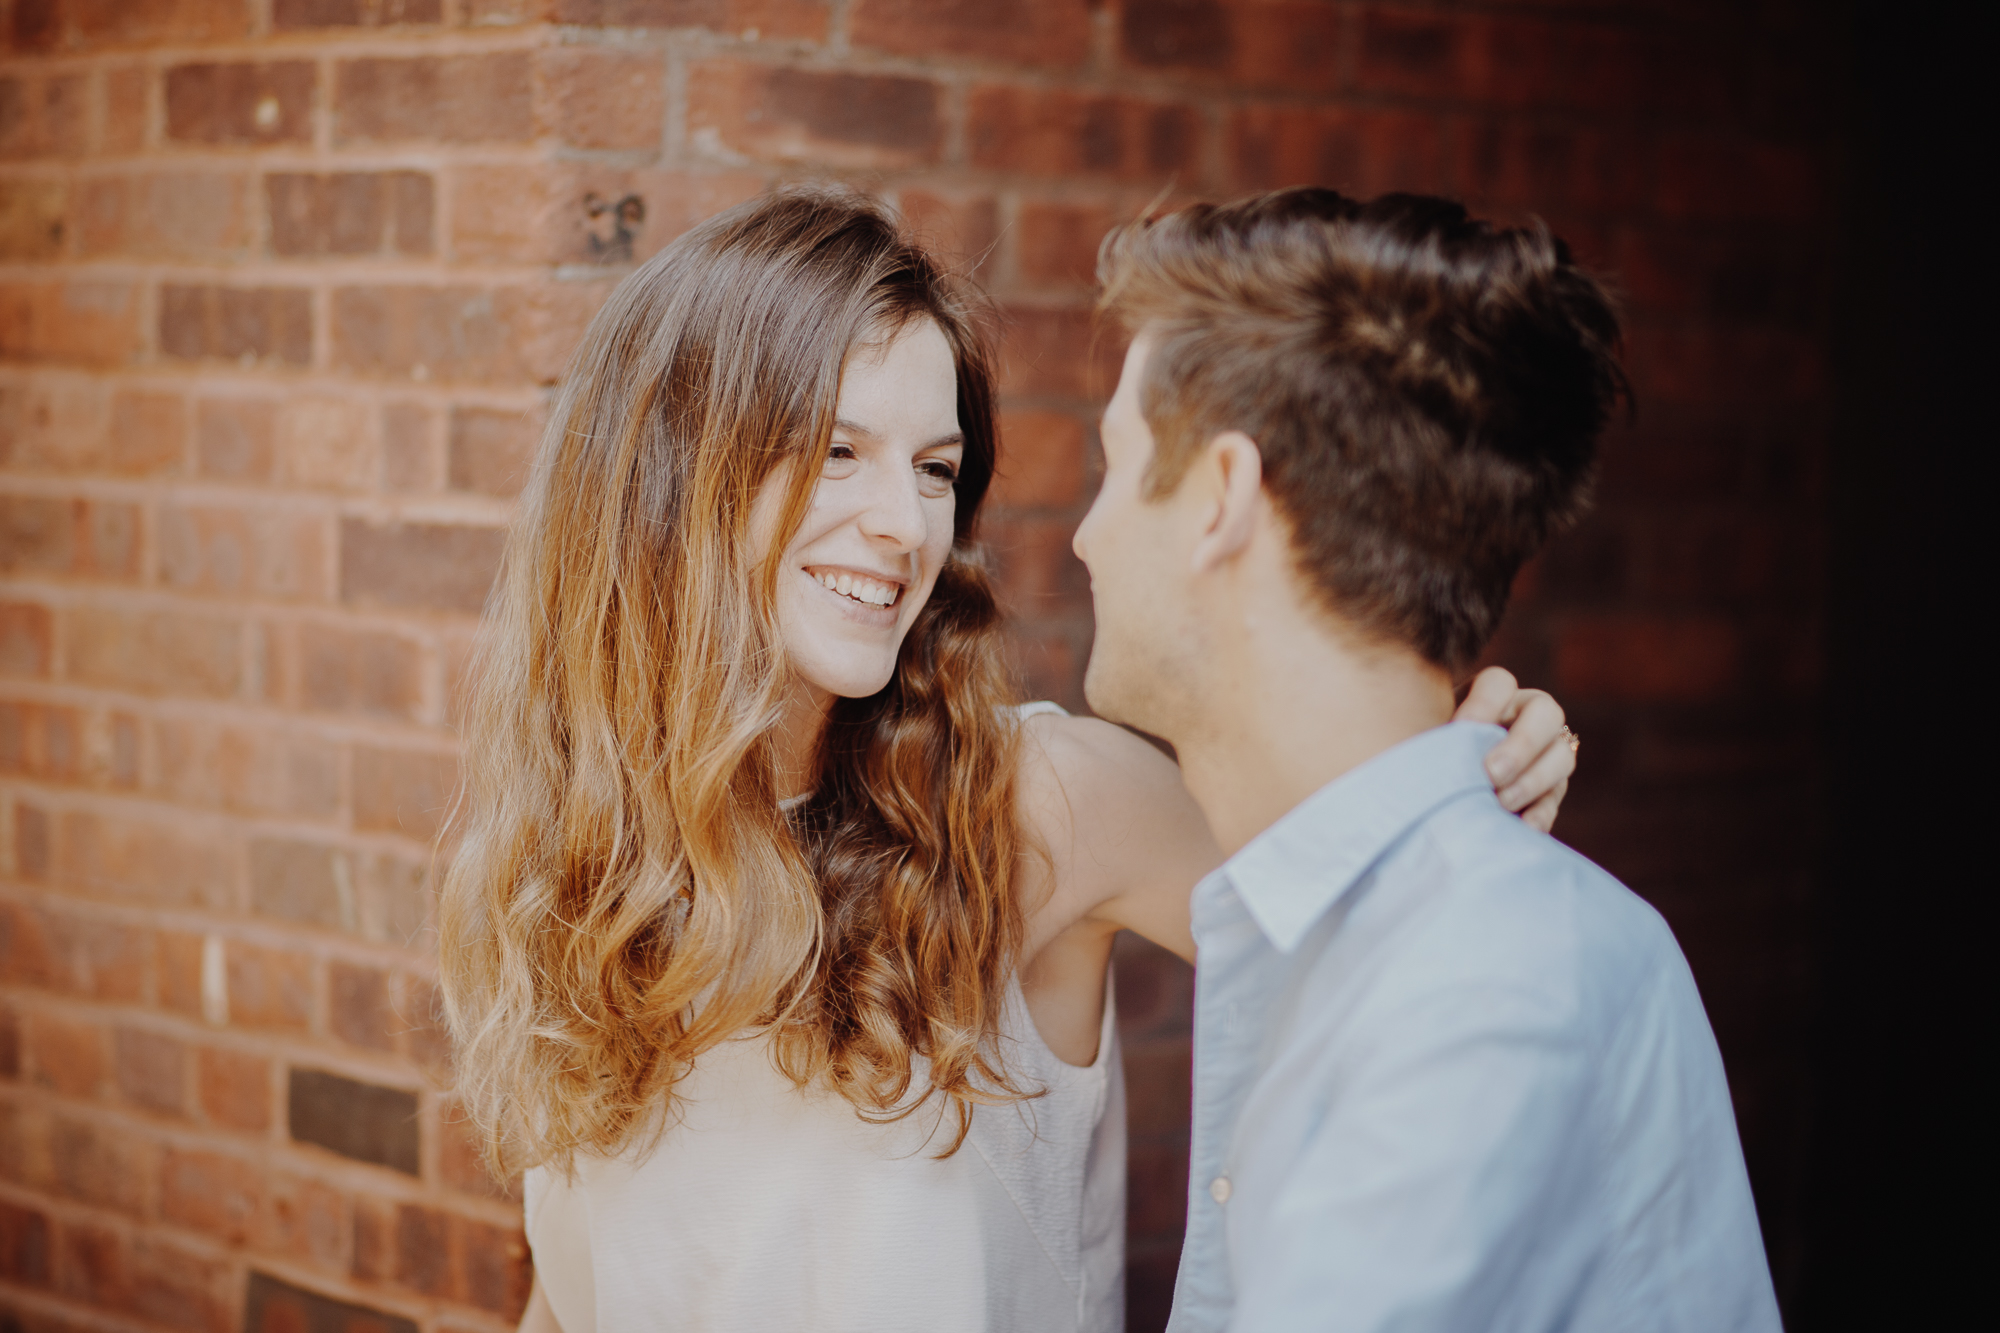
top-left (1229, 978), bottom-right (1603, 1333)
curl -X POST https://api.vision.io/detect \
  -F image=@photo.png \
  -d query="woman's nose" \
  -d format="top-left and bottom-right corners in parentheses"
top-left (858, 464), bottom-right (929, 551)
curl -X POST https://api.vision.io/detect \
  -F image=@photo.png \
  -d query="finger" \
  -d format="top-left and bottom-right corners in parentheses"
top-left (1497, 731), bottom-right (1577, 811)
top-left (1453, 665), bottom-right (1519, 725)
top-left (1521, 780), bottom-right (1566, 834)
top-left (1484, 689), bottom-right (1565, 786)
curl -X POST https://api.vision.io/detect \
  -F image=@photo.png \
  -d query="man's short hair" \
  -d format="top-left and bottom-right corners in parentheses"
top-left (1097, 188), bottom-right (1626, 669)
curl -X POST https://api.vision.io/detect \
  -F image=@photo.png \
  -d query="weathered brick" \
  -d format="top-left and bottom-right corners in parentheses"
top-left (275, 0), bottom-right (444, 28)
top-left (0, 73), bottom-right (87, 158)
top-left (340, 519), bottom-right (506, 614)
top-left (14, 0), bottom-right (251, 51)
top-left (447, 403), bottom-right (538, 497)
top-left (107, 389), bottom-right (187, 475)
top-left (330, 283), bottom-right (549, 384)
top-left (165, 61), bottom-right (315, 145)
top-left (0, 601), bottom-right (54, 677)
top-left (225, 940), bottom-right (315, 1032)
top-left (330, 961), bottom-right (394, 1051)
top-left (0, 701), bottom-right (84, 783)
top-left (49, 1115), bottom-right (148, 1215)
top-left (1014, 198), bottom-right (1118, 289)
top-left (995, 305), bottom-right (1115, 400)
top-left (689, 62), bottom-right (941, 169)
top-left (123, 1231), bottom-right (235, 1331)
top-left (11, 801), bottom-right (51, 878)
top-left (0, 1196), bottom-right (51, 1284)
top-left (897, 189), bottom-right (999, 274)
top-left (297, 622), bottom-right (422, 720)
top-left (289, 1067), bottom-right (419, 1174)
top-left (553, 0), bottom-right (827, 39)
top-left (196, 1043), bottom-right (270, 1131)
top-left (982, 514), bottom-right (1091, 621)
top-left (852, 0), bottom-right (1090, 68)
top-left (1228, 104), bottom-right (1445, 194)
top-left (438, 1098), bottom-right (508, 1198)
top-left (1655, 132), bottom-right (1823, 224)
top-left (1118, 0), bottom-right (1341, 92)
top-left (268, 171), bottom-right (434, 258)
top-left (264, 1172), bottom-right (347, 1269)
top-left (540, 46), bottom-right (666, 150)
top-left (353, 744), bottom-right (457, 840)
top-left (52, 1215), bottom-right (130, 1310)
top-left (1555, 615), bottom-right (1743, 702)
top-left (451, 163), bottom-right (765, 268)
top-left (382, 400), bottom-right (440, 491)
top-left (968, 86), bottom-right (1201, 181)
top-left (393, 1201), bottom-right (454, 1296)
top-left (461, 1215), bottom-right (532, 1315)
top-left (0, 177), bottom-right (68, 260)
top-left (246, 1270), bottom-right (419, 1333)
top-left (54, 810), bottom-right (236, 909)
top-left (396, 974), bottom-right (450, 1071)
top-left (0, 897), bottom-right (60, 984)
top-left (25, 1009), bottom-right (108, 1099)
top-left (1455, 121), bottom-right (1654, 220)
top-left (0, 1004), bottom-right (18, 1080)
top-left (158, 503), bottom-right (332, 601)
top-left (113, 1027), bottom-right (186, 1116)
top-left (335, 53), bottom-right (533, 144)
top-left (75, 172), bottom-right (251, 260)
top-left (98, 65), bottom-right (150, 155)
top-left (152, 719), bottom-right (339, 822)
top-left (276, 394), bottom-right (375, 492)
top-left (248, 838), bottom-right (349, 930)
top-left (991, 410), bottom-right (1088, 509)
top-left (357, 852), bottom-right (429, 946)
top-left (65, 606), bottom-right (243, 698)
top-left (0, 280), bottom-right (143, 368)
top-left (194, 397), bottom-right (276, 481)
top-left (160, 1147), bottom-right (260, 1244)
top-left (33, 908), bottom-right (148, 1002)
top-left (158, 284), bottom-right (313, 368)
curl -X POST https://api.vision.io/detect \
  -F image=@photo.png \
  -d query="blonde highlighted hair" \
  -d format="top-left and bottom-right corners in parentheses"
top-left (438, 187), bottom-right (1028, 1174)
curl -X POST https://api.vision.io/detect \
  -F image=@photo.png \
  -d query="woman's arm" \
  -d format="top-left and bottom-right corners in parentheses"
top-left (518, 1276), bottom-right (562, 1333)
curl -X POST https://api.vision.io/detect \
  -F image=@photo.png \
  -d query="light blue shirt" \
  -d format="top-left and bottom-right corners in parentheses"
top-left (1169, 723), bottom-right (1781, 1333)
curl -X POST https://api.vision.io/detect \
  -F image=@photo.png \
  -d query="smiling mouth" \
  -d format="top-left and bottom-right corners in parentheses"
top-left (807, 567), bottom-right (904, 609)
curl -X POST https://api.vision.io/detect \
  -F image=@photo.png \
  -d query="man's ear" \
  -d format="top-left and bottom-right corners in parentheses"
top-left (1189, 430), bottom-right (1264, 574)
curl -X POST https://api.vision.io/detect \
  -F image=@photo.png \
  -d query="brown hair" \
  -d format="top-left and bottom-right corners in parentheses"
top-left (1097, 188), bottom-right (1626, 667)
top-left (438, 186), bottom-right (1029, 1174)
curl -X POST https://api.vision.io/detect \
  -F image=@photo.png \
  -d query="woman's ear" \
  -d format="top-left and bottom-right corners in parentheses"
top-left (1189, 431), bottom-right (1264, 575)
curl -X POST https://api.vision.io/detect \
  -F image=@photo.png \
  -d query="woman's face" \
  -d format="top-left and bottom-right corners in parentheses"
top-left (749, 318), bottom-right (964, 705)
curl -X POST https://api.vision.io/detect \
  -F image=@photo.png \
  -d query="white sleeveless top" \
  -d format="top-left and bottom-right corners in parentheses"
top-left (523, 707), bottom-right (1127, 1333)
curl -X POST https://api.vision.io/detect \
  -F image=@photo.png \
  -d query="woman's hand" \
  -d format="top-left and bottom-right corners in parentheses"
top-left (1454, 666), bottom-right (1576, 834)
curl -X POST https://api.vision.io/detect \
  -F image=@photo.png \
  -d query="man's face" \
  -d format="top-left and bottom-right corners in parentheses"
top-left (1072, 334), bottom-right (1200, 734)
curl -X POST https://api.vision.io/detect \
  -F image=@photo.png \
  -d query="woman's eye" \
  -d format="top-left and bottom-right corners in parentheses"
top-left (916, 460), bottom-right (959, 496)
top-left (822, 444), bottom-right (859, 474)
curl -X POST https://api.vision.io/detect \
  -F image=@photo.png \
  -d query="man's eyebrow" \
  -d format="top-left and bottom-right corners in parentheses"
top-left (832, 419), bottom-right (965, 450)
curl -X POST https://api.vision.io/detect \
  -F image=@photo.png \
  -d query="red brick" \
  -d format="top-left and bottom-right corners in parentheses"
top-left (99, 65), bottom-right (150, 154)
top-left (336, 53), bottom-right (532, 144)
top-left (397, 974), bottom-right (450, 1071)
top-left (352, 1194), bottom-right (395, 1281)
top-left (439, 1098), bottom-right (507, 1197)
top-left (265, 1172), bottom-right (348, 1269)
top-left (165, 61), bottom-right (315, 145)
top-left (0, 178), bottom-right (68, 261)
top-left (1228, 103), bottom-right (1445, 194)
top-left (0, 280), bottom-right (143, 368)
top-left (393, 1202), bottom-right (455, 1297)
top-left (1655, 133), bottom-right (1823, 224)
top-left (0, 601), bottom-right (54, 677)
top-left (0, 74), bottom-right (87, 158)
top-left (54, 810), bottom-right (237, 909)
top-left (1124, 1039), bottom-right (1192, 1137)
top-left (991, 410), bottom-right (1089, 509)
top-left (49, 1116), bottom-right (149, 1214)
top-left (156, 930), bottom-right (205, 1019)
top-left (17, 0), bottom-right (251, 51)
top-left (25, 1010), bottom-right (108, 1099)
top-left (1625, 325), bottom-right (1825, 410)
top-left (64, 605), bottom-right (243, 699)
top-left (461, 1216), bottom-right (533, 1316)
top-left (157, 503), bottom-right (332, 601)
top-left (123, 1232), bottom-right (233, 1332)
top-left (1126, 1139), bottom-right (1190, 1237)
top-left (297, 622), bottom-right (422, 720)
top-left (897, 189), bottom-right (999, 274)
top-left (194, 396), bottom-right (276, 481)
top-left (1, 496), bottom-right (142, 579)
top-left (852, 0), bottom-right (1091, 68)
top-left (224, 940), bottom-right (315, 1032)
top-left (107, 389), bottom-right (187, 475)
top-left (0, 1196), bottom-right (51, 1284)
top-left (11, 802), bottom-right (52, 881)
top-left (0, 1005), bottom-right (18, 1081)
top-left (53, 1215), bottom-right (130, 1308)
top-left (75, 172), bottom-right (251, 260)
top-left (249, 838), bottom-right (349, 929)
top-left (36, 907), bottom-right (148, 1001)
top-left (113, 1027), bottom-right (186, 1116)
top-left (451, 163), bottom-right (766, 268)
top-left (330, 961), bottom-right (394, 1051)
top-left (358, 851), bottom-right (430, 946)
top-left (152, 719), bottom-right (339, 820)
top-left (268, 171), bottom-right (435, 258)
top-left (995, 305), bottom-right (1116, 400)
top-left (690, 61), bottom-right (941, 169)
top-left (541, 46), bottom-right (666, 150)
top-left (1455, 121), bottom-right (1653, 220)
top-left (1118, 0), bottom-right (1342, 92)
top-left (275, 0), bottom-right (444, 28)
top-left (0, 898), bottom-right (58, 985)
top-left (381, 400), bottom-right (440, 492)
top-left (982, 514), bottom-right (1090, 621)
top-left (196, 1043), bottom-right (271, 1131)
top-left (329, 283), bottom-right (553, 384)
top-left (353, 744), bottom-right (457, 839)
top-left (160, 1146), bottom-right (260, 1244)
top-left (1015, 199), bottom-right (1119, 289)
top-left (1555, 615), bottom-right (1742, 702)
top-left (553, 0), bottom-right (826, 40)
top-left (158, 283), bottom-right (313, 367)
top-left (274, 393), bottom-right (375, 492)
top-left (968, 86), bottom-right (1202, 181)
top-left (447, 404), bottom-right (538, 497)
top-left (340, 518), bottom-right (506, 614)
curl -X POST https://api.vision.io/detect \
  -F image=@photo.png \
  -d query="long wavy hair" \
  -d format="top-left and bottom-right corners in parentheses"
top-left (438, 187), bottom-right (1029, 1175)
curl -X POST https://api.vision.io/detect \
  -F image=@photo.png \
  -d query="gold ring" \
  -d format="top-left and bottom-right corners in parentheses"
top-left (1561, 725), bottom-right (1580, 753)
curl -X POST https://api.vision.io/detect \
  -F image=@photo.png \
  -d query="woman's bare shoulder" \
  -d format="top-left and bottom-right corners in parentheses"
top-left (1014, 711), bottom-right (1185, 828)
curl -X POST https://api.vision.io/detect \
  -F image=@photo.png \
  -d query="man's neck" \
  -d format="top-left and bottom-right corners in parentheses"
top-left (1170, 620), bottom-right (1457, 857)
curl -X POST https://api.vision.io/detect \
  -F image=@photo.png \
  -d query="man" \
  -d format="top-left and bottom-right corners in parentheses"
top-left (1072, 190), bottom-right (1781, 1331)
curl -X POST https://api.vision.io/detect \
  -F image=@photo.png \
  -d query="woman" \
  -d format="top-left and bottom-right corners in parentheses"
top-left (438, 186), bottom-right (1577, 1333)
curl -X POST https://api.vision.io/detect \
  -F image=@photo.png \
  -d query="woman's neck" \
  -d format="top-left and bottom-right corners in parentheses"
top-left (772, 677), bottom-right (835, 802)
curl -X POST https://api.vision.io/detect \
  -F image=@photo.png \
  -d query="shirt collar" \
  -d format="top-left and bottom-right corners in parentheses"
top-left (1211, 721), bottom-right (1507, 953)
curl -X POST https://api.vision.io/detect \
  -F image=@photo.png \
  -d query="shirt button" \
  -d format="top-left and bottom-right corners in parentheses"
top-left (1209, 1175), bottom-right (1232, 1205)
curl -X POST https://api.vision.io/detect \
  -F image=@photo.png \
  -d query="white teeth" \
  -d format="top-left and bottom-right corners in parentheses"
top-left (836, 572), bottom-right (853, 597)
top-left (812, 570), bottom-right (897, 607)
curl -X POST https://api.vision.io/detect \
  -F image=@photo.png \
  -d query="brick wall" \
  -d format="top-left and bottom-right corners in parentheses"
top-left (1, 2), bottom-right (1839, 1331)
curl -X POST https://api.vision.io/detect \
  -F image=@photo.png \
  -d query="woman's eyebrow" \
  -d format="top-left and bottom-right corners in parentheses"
top-left (832, 419), bottom-right (964, 450)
